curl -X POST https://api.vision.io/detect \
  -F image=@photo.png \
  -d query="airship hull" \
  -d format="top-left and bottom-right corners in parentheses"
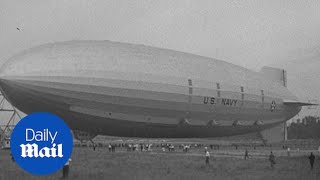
top-left (0, 40), bottom-right (301, 138)
top-left (0, 77), bottom-right (285, 138)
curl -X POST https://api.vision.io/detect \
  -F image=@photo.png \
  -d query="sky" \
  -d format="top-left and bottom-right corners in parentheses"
top-left (1, 0), bottom-right (320, 70)
top-left (0, 0), bottom-right (319, 124)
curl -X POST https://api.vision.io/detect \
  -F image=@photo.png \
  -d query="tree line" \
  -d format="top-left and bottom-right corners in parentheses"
top-left (288, 116), bottom-right (320, 139)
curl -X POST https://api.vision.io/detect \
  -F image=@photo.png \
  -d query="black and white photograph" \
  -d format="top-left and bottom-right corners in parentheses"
top-left (0, 1), bottom-right (319, 179)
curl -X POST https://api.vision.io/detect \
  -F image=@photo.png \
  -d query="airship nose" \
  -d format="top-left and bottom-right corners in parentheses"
top-left (0, 45), bottom-right (47, 106)
top-left (0, 42), bottom-right (62, 90)
top-left (0, 41), bottom-right (93, 112)
top-left (0, 45), bottom-right (48, 78)
top-left (0, 77), bottom-right (16, 108)
top-left (0, 54), bottom-right (24, 104)
top-left (0, 61), bottom-right (13, 102)
top-left (0, 47), bottom-right (51, 113)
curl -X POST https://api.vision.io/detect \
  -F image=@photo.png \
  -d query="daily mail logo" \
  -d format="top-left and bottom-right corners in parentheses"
top-left (20, 129), bottom-right (63, 158)
top-left (10, 112), bottom-right (73, 175)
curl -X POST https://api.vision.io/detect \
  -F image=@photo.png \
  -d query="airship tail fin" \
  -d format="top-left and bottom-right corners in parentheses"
top-left (283, 100), bottom-right (318, 106)
top-left (260, 66), bottom-right (287, 87)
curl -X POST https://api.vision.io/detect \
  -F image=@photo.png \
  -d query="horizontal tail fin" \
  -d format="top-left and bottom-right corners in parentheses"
top-left (283, 100), bottom-right (318, 106)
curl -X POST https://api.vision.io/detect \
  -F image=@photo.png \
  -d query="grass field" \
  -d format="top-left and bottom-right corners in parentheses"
top-left (0, 147), bottom-right (319, 180)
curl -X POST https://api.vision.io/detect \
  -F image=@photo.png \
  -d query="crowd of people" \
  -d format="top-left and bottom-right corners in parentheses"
top-left (10, 141), bottom-right (319, 179)
top-left (93, 142), bottom-right (319, 171)
top-left (91, 142), bottom-right (214, 153)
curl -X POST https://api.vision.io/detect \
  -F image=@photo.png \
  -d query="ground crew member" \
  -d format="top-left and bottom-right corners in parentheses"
top-left (62, 158), bottom-right (72, 179)
top-left (205, 150), bottom-right (210, 165)
top-left (308, 152), bottom-right (315, 170)
top-left (185, 145), bottom-right (190, 152)
top-left (244, 149), bottom-right (249, 160)
top-left (108, 144), bottom-right (112, 152)
top-left (112, 144), bottom-right (116, 152)
top-left (269, 151), bottom-right (276, 169)
top-left (10, 152), bottom-right (14, 162)
top-left (148, 144), bottom-right (152, 151)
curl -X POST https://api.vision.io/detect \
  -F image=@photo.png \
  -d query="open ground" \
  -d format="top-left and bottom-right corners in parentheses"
top-left (0, 146), bottom-right (319, 180)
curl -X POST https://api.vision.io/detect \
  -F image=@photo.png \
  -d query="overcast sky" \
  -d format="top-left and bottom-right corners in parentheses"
top-left (1, 0), bottom-right (320, 70)
top-left (0, 0), bottom-right (319, 123)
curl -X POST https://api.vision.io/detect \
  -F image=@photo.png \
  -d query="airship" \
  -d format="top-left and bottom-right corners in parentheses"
top-left (0, 40), bottom-right (315, 138)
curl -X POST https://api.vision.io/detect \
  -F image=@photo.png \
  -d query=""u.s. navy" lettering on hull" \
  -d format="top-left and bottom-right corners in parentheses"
top-left (203, 97), bottom-right (216, 104)
top-left (221, 98), bottom-right (237, 106)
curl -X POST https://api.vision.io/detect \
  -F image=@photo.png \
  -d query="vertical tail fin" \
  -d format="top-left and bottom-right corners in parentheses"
top-left (260, 66), bottom-right (287, 87)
